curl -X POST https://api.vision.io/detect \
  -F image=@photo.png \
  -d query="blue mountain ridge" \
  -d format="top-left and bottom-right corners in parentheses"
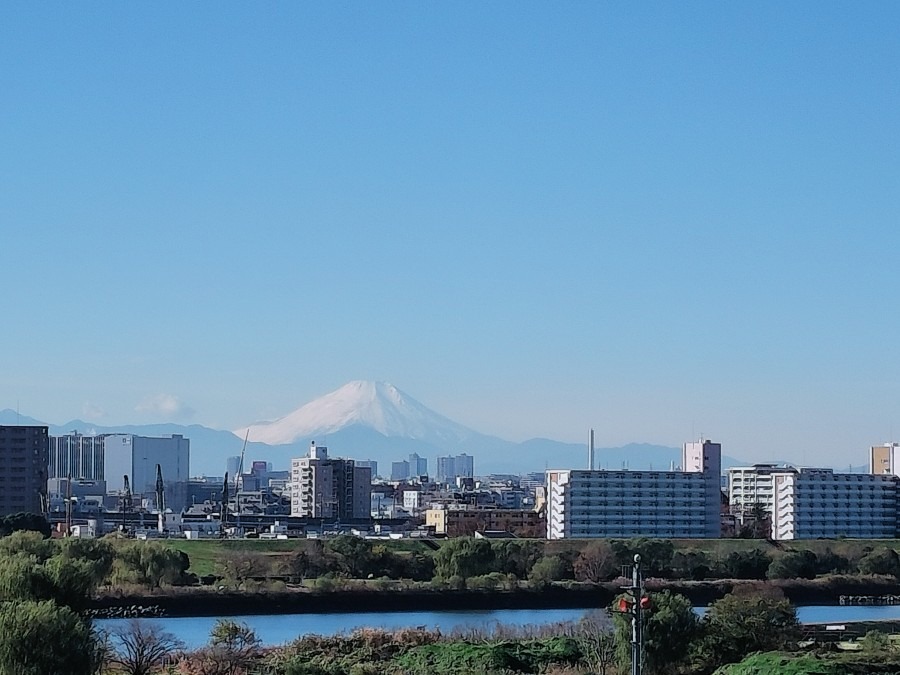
top-left (1, 408), bottom-right (751, 476)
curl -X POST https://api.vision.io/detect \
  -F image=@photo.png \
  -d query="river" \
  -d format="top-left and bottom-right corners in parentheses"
top-left (94, 605), bottom-right (900, 649)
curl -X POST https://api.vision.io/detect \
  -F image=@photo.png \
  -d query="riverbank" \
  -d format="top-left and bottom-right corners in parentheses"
top-left (86, 575), bottom-right (900, 617)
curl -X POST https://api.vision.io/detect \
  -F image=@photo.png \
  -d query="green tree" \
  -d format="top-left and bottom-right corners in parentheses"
top-left (767, 550), bottom-right (818, 580)
top-left (612, 539), bottom-right (674, 578)
top-left (0, 555), bottom-right (56, 603)
top-left (113, 542), bottom-right (189, 589)
top-left (857, 547), bottom-right (900, 578)
top-left (0, 512), bottom-right (51, 538)
top-left (433, 538), bottom-right (495, 579)
top-left (57, 537), bottom-right (115, 588)
top-left (492, 540), bottom-right (543, 579)
top-left (528, 555), bottom-right (566, 587)
top-left (718, 549), bottom-right (771, 580)
top-left (326, 535), bottom-right (375, 578)
top-left (0, 600), bottom-right (100, 674)
top-left (0, 529), bottom-right (55, 561)
top-left (670, 549), bottom-right (712, 581)
top-left (697, 589), bottom-right (801, 671)
top-left (612, 590), bottom-right (699, 675)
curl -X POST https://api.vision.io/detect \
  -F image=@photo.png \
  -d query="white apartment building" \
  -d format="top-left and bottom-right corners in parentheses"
top-left (728, 464), bottom-right (797, 521)
top-left (771, 467), bottom-right (899, 540)
top-left (546, 440), bottom-right (722, 539)
top-left (289, 442), bottom-right (371, 519)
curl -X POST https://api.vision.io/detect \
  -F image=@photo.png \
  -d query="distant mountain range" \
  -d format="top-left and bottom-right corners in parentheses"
top-left (0, 380), bottom-right (747, 476)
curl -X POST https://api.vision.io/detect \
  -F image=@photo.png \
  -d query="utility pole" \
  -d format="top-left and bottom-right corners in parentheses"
top-left (630, 554), bottom-right (643, 675)
top-left (65, 472), bottom-right (73, 537)
top-left (617, 554), bottom-right (648, 675)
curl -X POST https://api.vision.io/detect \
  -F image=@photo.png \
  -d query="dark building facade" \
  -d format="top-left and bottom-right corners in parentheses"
top-left (0, 425), bottom-right (49, 516)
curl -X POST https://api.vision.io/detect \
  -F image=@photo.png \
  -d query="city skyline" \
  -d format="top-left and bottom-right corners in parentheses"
top-left (2, 5), bottom-right (899, 468)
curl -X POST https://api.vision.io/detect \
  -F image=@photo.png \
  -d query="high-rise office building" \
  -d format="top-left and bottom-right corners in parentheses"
top-left (0, 426), bottom-right (49, 516)
top-left (409, 453), bottom-right (428, 477)
top-left (436, 453), bottom-right (474, 484)
top-left (104, 434), bottom-right (190, 510)
top-left (49, 433), bottom-right (105, 481)
top-left (391, 461), bottom-right (410, 481)
top-left (289, 442), bottom-right (371, 519)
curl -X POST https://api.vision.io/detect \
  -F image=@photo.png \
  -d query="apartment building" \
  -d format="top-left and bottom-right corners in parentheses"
top-left (546, 440), bottom-right (722, 539)
top-left (426, 504), bottom-right (544, 537)
top-left (728, 463), bottom-right (796, 521)
top-left (289, 441), bottom-right (371, 519)
top-left (0, 425), bottom-right (49, 516)
top-left (870, 443), bottom-right (900, 476)
top-left (771, 467), bottom-right (899, 540)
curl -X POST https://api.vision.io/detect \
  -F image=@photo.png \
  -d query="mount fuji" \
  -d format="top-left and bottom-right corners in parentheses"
top-left (232, 380), bottom-right (527, 472)
top-left (235, 381), bottom-right (482, 447)
top-left (1, 381), bottom-right (745, 475)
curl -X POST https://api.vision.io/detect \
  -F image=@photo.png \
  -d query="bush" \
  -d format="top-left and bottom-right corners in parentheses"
top-left (767, 550), bottom-right (818, 580)
top-left (857, 547), bottom-right (900, 578)
top-left (717, 550), bottom-right (771, 580)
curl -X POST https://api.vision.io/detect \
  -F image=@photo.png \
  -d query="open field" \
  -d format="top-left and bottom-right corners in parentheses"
top-left (162, 537), bottom-right (900, 577)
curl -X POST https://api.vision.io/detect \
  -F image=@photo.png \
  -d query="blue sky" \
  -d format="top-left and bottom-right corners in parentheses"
top-left (1, 4), bottom-right (899, 465)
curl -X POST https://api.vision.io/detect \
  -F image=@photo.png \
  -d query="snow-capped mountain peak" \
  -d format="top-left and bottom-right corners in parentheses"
top-left (233, 380), bottom-right (474, 446)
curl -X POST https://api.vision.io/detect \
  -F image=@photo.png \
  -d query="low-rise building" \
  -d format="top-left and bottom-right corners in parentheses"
top-left (426, 505), bottom-right (544, 537)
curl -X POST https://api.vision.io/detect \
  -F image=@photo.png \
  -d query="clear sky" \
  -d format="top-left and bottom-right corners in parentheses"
top-left (1, 4), bottom-right (899, 466)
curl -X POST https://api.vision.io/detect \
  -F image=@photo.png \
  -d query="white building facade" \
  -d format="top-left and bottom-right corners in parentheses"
top-left (547, 440), bottom-right (722, 539)
top-left (772, 468), bottom-right (900, 540)
top-left (771, 468), bottom-right (899, 540)
top-left (727, 464), bottom-right (797, 521)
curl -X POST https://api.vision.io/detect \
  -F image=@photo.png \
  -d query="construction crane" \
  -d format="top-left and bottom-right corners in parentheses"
top-left (220, 472), bottom-right (229, 537)
top-left (155, 464), bottom-right (165, 534)
top-left (233, 430), bottom-right (249, 536)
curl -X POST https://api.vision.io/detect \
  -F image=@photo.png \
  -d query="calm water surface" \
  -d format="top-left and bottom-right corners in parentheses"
top-left (95, 605), bottom-right (900, 650)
